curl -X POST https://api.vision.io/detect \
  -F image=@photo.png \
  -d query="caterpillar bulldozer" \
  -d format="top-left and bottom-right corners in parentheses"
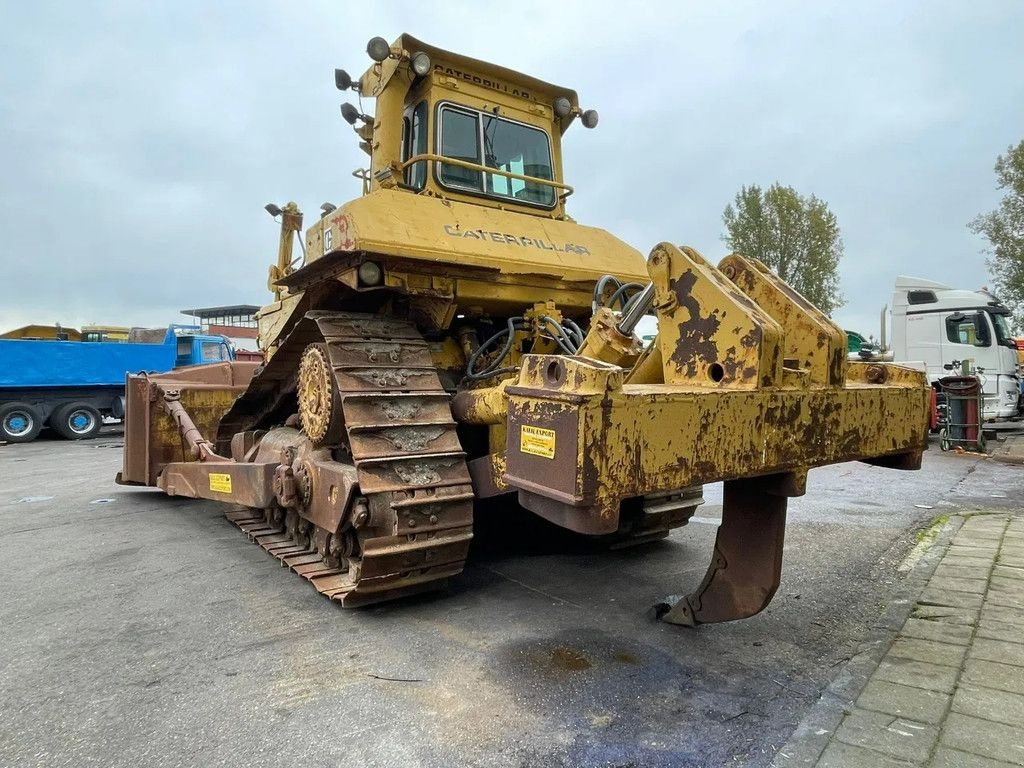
top-left (116, 34), bottom-right (930, 625)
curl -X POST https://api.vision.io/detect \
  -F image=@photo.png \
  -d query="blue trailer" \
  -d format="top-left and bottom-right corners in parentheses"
top-left (0, 325), bottom-right (235, 442)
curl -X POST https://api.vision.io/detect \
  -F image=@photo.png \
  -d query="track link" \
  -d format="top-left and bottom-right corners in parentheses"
top-left (222, 312), bottom-right (474, 607)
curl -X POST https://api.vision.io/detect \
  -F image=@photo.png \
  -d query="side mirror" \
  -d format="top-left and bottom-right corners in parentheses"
top-left (975, 313), bottom-right (991, 345)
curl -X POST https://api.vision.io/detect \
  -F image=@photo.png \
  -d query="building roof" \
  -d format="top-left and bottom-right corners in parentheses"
top-left (181, 305), bottom-right (260, 318)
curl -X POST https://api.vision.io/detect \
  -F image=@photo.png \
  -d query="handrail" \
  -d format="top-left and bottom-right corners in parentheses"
top-left (398, 153), bottom-right (574, 198)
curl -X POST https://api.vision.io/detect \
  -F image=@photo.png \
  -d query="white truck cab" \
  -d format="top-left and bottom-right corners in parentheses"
top-left (891, 276), bottom-right (1021, 421)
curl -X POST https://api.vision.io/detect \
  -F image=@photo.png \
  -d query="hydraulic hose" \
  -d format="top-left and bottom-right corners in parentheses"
top-left (592, 275), bottom-right (623, 313)
top-left (604, 282), bottom-right (646, 311)
top-left (466, 318), bottom-right (528, 380)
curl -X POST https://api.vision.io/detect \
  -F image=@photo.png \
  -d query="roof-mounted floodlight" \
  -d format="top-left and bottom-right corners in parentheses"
top-left (340, 103), bottom-right (361, 125)
top-left (366, 36), bottom-right (390, 63)
top-left (334, 69), bottom-right (353, 90)
top-left (410, 51), bottom-right (431, 77)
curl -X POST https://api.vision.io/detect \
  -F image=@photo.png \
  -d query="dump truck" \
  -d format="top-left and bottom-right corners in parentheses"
top-left (116, 35), bottom-right (930, 626)
top-left (0, 325), bottom-right (234, 442)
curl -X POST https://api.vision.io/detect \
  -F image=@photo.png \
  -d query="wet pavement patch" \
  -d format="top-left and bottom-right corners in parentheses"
top-left (492, 628), bottom-right (731, 766)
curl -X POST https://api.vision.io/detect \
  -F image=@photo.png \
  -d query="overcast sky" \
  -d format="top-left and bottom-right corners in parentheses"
top-left (3, 1), bottom-right (1023, 338)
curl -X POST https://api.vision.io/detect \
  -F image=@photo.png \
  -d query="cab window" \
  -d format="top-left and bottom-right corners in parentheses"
top-left (403, 101), bottom-right (428, 189)
top-left (438, 106), bottom-right (481, 190)
top-left (437, 104), bottom-right (555, 207)
top-left (201, 341), bottom-right (228, 362)
top-left (988, 310), bottom-right (1015, 348)
top-left (945, 312), bottom-right (990, 347)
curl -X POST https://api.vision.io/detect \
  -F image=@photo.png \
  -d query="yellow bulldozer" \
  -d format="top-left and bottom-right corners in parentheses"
top-left (116, 34), bottom-right (930, 626)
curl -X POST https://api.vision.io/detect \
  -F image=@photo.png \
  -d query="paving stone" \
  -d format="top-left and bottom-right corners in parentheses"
top-left (951, 533), bottom-right (1000, 544)
top-left (955, 536), bottom-right (1004, 548)
top-left (855, 678), bottom-right (951, 724)
top-left (920, 588), bottom-right (986, 610)
top-left (987, 580), bottom-right (1024, 610)
top-left (944, 556), bottom-right (999, 569)
top-left (954, 532), bottom-right (1002, 542)
top-left (991, 575), bottom-right (1024, 590)
top-left (958, 520), bottom-right (1007, 528)
top-left (888, 636), bottom-right (968, 668)
top-left (982, 603), bottom-right (1024, 625)
top-left (834, 708), bottom-right (938, 763)
top-left (940, 712), bottom-right (1024, 765)
top-left (953, 684), bottom-right (1024, 728)
top-left (937, 565), bottom-right (995, 581)
top-left (963, 519), bottom-right (1009, 528)
top-left (928, 576), bottom-right (992, 595)
top-left (971, 638), bottom-right (1024, 667)
top-left (948, 545), bottom-right (1000, 560)
top-left (875, 656), bottom-right (960, 694)
top-left (913, 604), bottom-right (980, 626)
top-left (932, 746), bottom-right (1022, 767)
top-left (816, 740), bottom-right (917, 767)
top-left (976, 617), bottom-right (1024, 645)
top-left (962, 659), bottom-right (1024, 695)
top-left (994, 565), bottom-right (1024, 581)
top-left (901, 617), bottom-right (974, 645)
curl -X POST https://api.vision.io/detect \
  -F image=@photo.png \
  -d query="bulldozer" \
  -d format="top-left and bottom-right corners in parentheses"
top-left (116, 34), bottom-right (930, 625)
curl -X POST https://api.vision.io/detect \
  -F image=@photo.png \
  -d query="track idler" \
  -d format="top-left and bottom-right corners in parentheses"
top-left (656, 472), bottom-right (796, 626)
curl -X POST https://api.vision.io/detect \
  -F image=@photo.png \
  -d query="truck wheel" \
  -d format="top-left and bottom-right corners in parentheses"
top-left (0, 402), bottom-right (43, 443)
top-left (50, 403), bottom-right (103, 440)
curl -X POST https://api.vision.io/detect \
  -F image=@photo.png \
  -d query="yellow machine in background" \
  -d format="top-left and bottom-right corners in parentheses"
top-left (118, 34), bottom-right (930, 626)
top-left (0, 324), bottom-right (130, 341)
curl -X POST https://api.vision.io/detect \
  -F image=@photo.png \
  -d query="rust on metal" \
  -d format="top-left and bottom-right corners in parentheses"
top-left (658, 475), bottom-right (789, 626)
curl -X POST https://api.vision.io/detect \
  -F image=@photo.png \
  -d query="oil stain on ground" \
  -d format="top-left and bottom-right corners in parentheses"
top-left (490, 628), bottom-right (744, 767)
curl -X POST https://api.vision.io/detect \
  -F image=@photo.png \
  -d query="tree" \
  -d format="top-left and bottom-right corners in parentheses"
top-left (722, 183), bottom-right (844, 315)
top-left (969, 140), bottom-right (1024, 332)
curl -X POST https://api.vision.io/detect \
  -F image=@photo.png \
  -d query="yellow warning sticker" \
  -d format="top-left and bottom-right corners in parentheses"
top-left (209, 473), bottom-right (232, 494)
top-left (520, 424), bottom-right (556, 459)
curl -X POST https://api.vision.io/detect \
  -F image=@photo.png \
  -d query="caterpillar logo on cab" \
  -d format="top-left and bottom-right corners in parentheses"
top-left (444, 225), bottom-right (591, 255)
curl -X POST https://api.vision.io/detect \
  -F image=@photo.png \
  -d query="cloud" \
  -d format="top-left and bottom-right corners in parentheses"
top-left (1, 0), bottom-right (1022, 340)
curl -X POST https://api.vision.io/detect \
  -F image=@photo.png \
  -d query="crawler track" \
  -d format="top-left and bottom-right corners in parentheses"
top-left (219, 312), bottom-right (474, 606)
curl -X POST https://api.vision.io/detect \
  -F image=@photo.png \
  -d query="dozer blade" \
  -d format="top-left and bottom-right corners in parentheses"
top-left (657, 476), bottom-right (787, 626)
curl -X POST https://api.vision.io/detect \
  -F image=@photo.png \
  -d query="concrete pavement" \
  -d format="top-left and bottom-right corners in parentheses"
top-left (3, 432), bottom-right (1024, 767)
top-left (777, 512), bottom-right (1024, 767)
top-left (993, 433), bottom-right (1024, 466)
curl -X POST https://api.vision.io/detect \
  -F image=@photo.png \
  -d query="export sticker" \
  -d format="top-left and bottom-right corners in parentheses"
top-left (209, 473), bottom-right (232, 494)
top-left (520, 425), bottom-right (556, 459)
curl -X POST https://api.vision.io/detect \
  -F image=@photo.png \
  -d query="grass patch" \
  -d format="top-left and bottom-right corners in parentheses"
top-left (915, 514), bottom-right (950, 544)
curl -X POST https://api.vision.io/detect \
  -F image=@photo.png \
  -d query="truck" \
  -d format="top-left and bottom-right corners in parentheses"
top-left (0, 325), bottom-right (235, 443)
top-left (891, 276), bottom-right (1021, 421)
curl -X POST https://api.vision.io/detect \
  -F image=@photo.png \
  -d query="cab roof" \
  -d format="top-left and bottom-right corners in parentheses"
top-left (389, 34), bottom-right (581, 133)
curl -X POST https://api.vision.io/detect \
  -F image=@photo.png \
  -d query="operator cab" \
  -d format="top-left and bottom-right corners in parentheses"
top-left (335, 34), bottom-right (599, 220)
